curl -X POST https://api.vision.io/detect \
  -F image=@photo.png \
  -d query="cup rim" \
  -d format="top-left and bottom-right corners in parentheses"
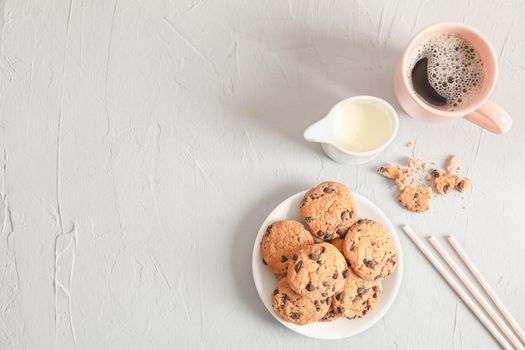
top-left (326, 95), bottom-right (399, 157)
top-left (400, 22), bottom-right (498, 117)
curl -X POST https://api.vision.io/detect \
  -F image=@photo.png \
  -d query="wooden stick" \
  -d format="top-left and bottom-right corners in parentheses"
top-left (429, 237), bottom-right (524, 350)
top-left (402, 225), bottom-right (512, 350)
top-left (448, 235), bottom-right (525, 347)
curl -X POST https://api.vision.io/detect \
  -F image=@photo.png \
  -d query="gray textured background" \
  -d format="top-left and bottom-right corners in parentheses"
top-left (0, 0), bottom-right (523, 349)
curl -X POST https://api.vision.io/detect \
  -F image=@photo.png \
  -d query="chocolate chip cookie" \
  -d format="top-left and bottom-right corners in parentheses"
top-left (260, 220), bottom-right (314, 275)
top-left (332, 270), bottom-right (383, 319)
top-left (287, 243), bottom-right (348, 300)
top-left (300, 182), bottom-right (357, 241)
top-left (271, 278), bottom-right (329, 325)
top-left (343, 219), bottom-right (398, 281)
top-left (319, 304), bottom-right (341, 322)
top-left (330, 237), bottom-right (344, 255)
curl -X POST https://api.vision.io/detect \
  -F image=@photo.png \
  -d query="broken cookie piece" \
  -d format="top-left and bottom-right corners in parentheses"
top-left (378, 164), bottom-right (412, 190)
top-left (377, 164), bottom-right (402, 180)
top-left (455, 177), bottom-right (470, 193)
top-left (434, 174), bottom-right (456, 195)
top-left (397, 185), bottom-right (432, 213)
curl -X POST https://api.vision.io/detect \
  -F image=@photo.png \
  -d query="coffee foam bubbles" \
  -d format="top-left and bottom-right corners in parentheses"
top-left (408, 33), bottom-right (484, 110)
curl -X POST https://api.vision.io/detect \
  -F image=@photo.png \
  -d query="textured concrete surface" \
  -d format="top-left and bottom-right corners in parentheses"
top-left (0, 0), bottom-right (523, 349)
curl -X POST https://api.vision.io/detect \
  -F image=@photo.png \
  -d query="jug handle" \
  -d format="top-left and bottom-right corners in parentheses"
top-left (464, 100), bottom-right (512, 134)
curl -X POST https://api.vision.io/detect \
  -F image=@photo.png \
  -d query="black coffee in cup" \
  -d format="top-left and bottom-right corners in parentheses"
top-left (408, 33), bottom-right (484, 111)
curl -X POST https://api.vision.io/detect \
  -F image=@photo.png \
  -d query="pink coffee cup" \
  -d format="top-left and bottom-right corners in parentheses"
top-left (395, 22), bottom-right (512, 134)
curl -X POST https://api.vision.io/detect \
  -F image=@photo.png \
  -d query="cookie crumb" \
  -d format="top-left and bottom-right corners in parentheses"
top-left (445, 155), bottom-right (457, 174)
top-left (407, 141), bottom-right (416, 150)
top-left (455, 177), bottom-right (470, 193)
top-left (407, 157), bottom-right (418, 168)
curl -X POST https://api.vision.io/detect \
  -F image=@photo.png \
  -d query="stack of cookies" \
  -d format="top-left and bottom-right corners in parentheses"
top-left (260, 181), bottom-right (398, 326)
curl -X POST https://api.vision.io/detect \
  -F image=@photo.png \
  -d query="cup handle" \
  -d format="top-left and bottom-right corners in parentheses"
top-left (464, 100), bottom-right (512, 134)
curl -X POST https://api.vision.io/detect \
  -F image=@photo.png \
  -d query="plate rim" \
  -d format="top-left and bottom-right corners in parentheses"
top-left (251, 189), bottom-right (404, 340)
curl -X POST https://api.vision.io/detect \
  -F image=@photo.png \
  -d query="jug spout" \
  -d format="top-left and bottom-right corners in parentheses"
top-left (303, 116), bottom-right (333, 144)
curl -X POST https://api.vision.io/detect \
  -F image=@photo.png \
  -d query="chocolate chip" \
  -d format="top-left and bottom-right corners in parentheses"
top-left (377, 166), bottom-right (387, 174)
top-left (304, 216), bottom-right (314, 223)
top-left (300, 198), bottom-right (307, 207)
top-left (262, 258), bottom-right (267, 265)
top-left (332, 286), bottom-right (336, 292)
top-left (321, 292), bottom-right (327, 297)
top-left (318, 231), bottom-right (327, 239)
top-left (323, 187), bottom-right (334, 194)
top-left (303, 223), bottom-right (310, 231)
top-left (332, 272), bottom-right (338, 279)
top-left (292, 254), bottom-right (298, 261)
top-left (308, 252), bottom-right (318, 261)
top-left (342, 269), bottom-right (350, 278)
top-left (290, 312), bottom-right (299, 319)
top-left (322, 281), bottom-right (329, 287)
top-left (326, 297), bottom-right (331, 305)
top-left (280, 255), bottom-right (288, 263)
top-left (320, 246), bottom-right (325, 254)
top-left (265, 224), bottom-right (272, 234)
top-left (324, 311), bottom-right (336, 319)
top-left (310, 194), bottom-right (319, 200)
top-left (273, 289), bottom-right (279, 295)
top-left (357, 287), bottom-right (368, 296)
top-left (350, 241), bottom-right (355, 251)
top-left (295, 261), bottom-right (302, 272)
top-left (341, 211), bottom-right (352, 220)
top-left (306, 283), bottom-right (316, 291)
top-left (373, 293), bottom-right (377, 298)
top-left (357, 219), bottom-right (365, 224)
top-left (372, 286), bottom-right (377, 292)
top-left (336, 292), bottom-right (344, 302)
top-left (431, 169), bottom-right (440, 178)
top-left (443, 184), bottom-right (450, 192)
top-left (337, 307), bottom-right (345, 314)
top-left (324, 234), bottom-right (333, 241)
top-left (414, 192), bottom-right (419, 199)
top-left (336, 228), bottom-right (347, 237)
top-left (363, 259), bottom-right (375, 269)
top-left (281, 293), bottom-right (288, 304)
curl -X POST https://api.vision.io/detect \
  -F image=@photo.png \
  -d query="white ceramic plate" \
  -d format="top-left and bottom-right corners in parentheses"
top-left (252, 190), bottom-right (403, 339)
